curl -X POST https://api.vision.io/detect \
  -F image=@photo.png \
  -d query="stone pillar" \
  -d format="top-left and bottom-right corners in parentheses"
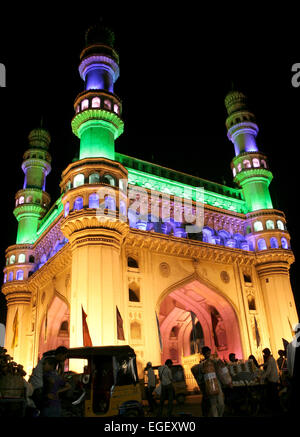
top-left (2, 284), bottom-right (32, 373)
top-left (256, 256), bottom-right (298, 354)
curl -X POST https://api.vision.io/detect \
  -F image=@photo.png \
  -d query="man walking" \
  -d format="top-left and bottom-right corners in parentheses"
top-left (260, 348), bottom-right (281, 414)
top-left (145, 362), bottom-right (157, 412)
top-left (157, 359), bottom-right (174, 416)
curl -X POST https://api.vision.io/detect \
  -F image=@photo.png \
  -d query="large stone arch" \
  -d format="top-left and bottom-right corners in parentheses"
top-left (156, 272), bottom-right (243, 363)
top-left (38, 291), bottom-right (70, 359)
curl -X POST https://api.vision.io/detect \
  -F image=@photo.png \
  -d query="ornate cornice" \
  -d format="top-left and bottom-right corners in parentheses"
top-left (124, 229), bottom-right (295, 268)
top-left (27, 244), bottom-right (72, 289)
top-left (125, 229), bottom-right (256, 265)
top-left (61, 210), bottom-right (129, 244)
top-left (254, 249), bottom-right (295, 272)
top-left (1, 282), bottom-right (32, 305)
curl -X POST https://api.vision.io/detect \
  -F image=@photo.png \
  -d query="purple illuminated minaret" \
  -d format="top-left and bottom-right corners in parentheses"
top-left (225, 90), bottom-right (273, 212)
top-left (71, 24), bottom-right (124, 160)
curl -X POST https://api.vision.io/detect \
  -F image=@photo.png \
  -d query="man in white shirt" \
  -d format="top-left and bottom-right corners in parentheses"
top-left (261, 348), bottom-right (281, 414)
top-left (156, 359), bottom-right (174, 416)
top-left (145, 362), bottom-right (157, 412)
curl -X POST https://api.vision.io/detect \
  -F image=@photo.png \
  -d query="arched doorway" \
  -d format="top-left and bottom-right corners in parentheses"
top-left (38, 294), bottom-right (70, 359)
top-left (158, 277), bottom-right (243, 364)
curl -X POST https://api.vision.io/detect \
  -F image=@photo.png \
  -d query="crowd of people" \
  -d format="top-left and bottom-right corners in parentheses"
top-left (0, 346), bottom-right (70, 417)
top-left (0, 326), bottom-right (299, 418)
top-left (144, 330), bottom-right (299, 418)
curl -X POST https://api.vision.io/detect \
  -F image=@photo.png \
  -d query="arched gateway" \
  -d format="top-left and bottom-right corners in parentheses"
top-left (157, 275), bottom-right (243, 364)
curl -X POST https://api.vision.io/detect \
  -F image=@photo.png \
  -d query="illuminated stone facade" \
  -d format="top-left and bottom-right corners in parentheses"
top-left (2, 25), bottom-right (298, 377)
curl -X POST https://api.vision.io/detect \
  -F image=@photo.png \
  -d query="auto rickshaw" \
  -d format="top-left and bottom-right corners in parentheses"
top-left (61, 346), bottom-right (144, 417)
top-left (143, 364), bottom-right (188, 405)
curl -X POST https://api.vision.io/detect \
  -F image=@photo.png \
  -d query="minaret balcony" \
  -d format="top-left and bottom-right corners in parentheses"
top-left (73, 90), bottom-right (122, 118)
top-left (231, 151), bottom-right (270, 178)
top-left (15, 189), bottom-right (51, 209)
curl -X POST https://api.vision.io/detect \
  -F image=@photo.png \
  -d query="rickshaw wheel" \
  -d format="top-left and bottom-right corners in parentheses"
top-left (123, 408), bottom-right (140, 417)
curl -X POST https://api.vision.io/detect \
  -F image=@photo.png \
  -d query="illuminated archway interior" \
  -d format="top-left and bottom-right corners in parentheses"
top-left (38, 295), bottom-right (70, 359)
top-left (159, 280), bottom-right (243, 363)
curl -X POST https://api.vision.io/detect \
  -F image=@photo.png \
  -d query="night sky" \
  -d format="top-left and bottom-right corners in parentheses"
top-left (0, 7), bottom-right (299, 326)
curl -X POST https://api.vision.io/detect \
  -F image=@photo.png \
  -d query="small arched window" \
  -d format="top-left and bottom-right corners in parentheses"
top-left (253, 221), bottom-right (263, 232)
top-left (248, 295), bottom-right (256, 310)
top-left (266, 220), bottom-right (275, 230)
top-left (270, 237), bottom-right (279, 249)
top-left (281, 237), bottom-right (288, 249)
top-left (10, 255), bottom-right (16, 265)
top-left (237, 163), bottom-right (242, 173)
top-left (15, 199), bottom-right (19, 207)
top-left (253, 158), bottom-right (260, 168)
top-left (232, 167), bottom-right (236, 177)
top-left (243, 160), bottom-right (251, 168)
top-left (261, 159), bottom-right (267, 168)
top-left (19, 196), bottom-right (24, 205)
top-left (104, 195), bottom-right (116, 210)
top-left (26, 196), bottom-right (33, 203)
top-left (128, 257), bottom-right (139, 268)
top-left (103, 174), bottom-right (115, 186)
top-left (89, 193), bottom-right (99, 209)
top-left (113, 104), bottom-right (119, 114)
top-left (257, 238), bottom-right (267, 251)
top-left (81, 99), bottom-right (89, 110)
top-left (76, 105), bottom-right (80, 113)
top-left (277, 220), bottom-right (285, 230)
top-left (129, 281), bottom-right (140, 302)
top-left (130, 321), bottom-right (141, 339)
top-left (89, 173), bottom-right (100, 184)
top-left (74, 197), bottom-right (83, 210)
top-left (104, 99), bottom-right (111, 110)
top-left (91, 97), bottom-right (101, 108)
top-left (66, 181), bottom-right (72, 191)
top-left (8, 272), bottom-right (13, 281)
top-left (18, 253), bottom-right (26, 263)
top-left (29, 255), bottom-right (35, 263)
top-left (59, 321), bottom-right (69, 333)
top-left (16, 270), bottom-right (24, 280)
top-left (3, 273), bottom-right (7, 284)
top-left (73, 173), bottom-right (84, 188)
top-left (64, 201), bottom-right (70, 217)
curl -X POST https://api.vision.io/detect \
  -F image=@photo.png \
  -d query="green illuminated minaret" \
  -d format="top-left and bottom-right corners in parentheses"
top-left (13, 128), bottom-right (51, 244)
top-left (225, 90), bottom-right (273, 212)
top-left (71, 24), bottom-right (124, 160)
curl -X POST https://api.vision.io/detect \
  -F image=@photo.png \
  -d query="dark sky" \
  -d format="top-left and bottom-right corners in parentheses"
top-left (0, 6), bottom-right (299, 324)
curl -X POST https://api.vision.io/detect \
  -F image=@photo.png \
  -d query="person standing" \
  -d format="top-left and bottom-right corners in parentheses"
top-left (29, 346), bottom-right (68, 410)
top-left (145, 362), bottom-right (157, 413)
top-left (260, 348), bottom-right (281, 414)
top-left (199, 346), bottom-right (225, 417)
top-left (156, 359), bottom-right (174, 417)
top-left (40, 357), bottom-right (71, 417)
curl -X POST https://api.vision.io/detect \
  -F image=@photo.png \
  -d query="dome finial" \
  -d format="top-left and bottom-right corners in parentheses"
top-left (85, 20), bottom-right (115, 47)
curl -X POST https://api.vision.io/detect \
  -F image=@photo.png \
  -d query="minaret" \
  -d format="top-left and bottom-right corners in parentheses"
top-left (60, 24), bottom-right (129, 363)
top-left (225, 90), bottom-right (273, 212)
top-left (225, 89), bottom-right (298, 355)
top-left (2, 127), bottom-right (51, 365)
top-left (71, 24), bottom-right (124, 160)
top-left (13, 127), bottom-right (52, 244)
